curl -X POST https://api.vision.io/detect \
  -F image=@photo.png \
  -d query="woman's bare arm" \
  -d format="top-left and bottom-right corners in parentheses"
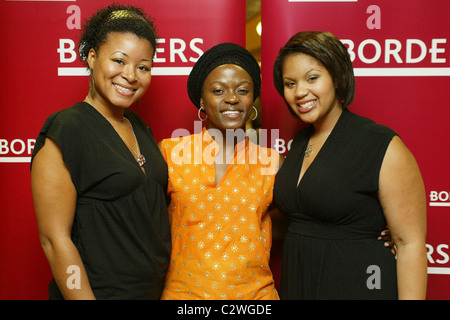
top-left (378, 136), bottom-right (427, 299)
top-left (31, 138), bottom-right (96, 299)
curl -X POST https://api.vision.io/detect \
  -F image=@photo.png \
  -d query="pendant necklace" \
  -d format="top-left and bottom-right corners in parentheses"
top-left (304, 132), bottom-right (331, 158)
top-left (112, 119), bottom-right (146, 167)
top-left (85, 96), bottom-right (146, 167)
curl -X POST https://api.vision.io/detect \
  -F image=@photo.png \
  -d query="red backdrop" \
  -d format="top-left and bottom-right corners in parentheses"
top-left (1, 0), bottom-right (449, 300)
top-left (261, 0), bottom-right (450, 300)
top-left (0, 0), bottom-right (245, 300)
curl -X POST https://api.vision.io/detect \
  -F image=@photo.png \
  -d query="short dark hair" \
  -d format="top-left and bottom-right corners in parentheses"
top-left (273, 31), bottom-right (355, 115)
top-left (78, 4), bottom-right (158, 68)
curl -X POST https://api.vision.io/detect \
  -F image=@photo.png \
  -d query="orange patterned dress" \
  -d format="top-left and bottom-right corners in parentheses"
top-left (160, 128), bottom-right (279, 300)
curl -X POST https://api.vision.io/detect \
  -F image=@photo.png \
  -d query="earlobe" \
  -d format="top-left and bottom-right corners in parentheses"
top-left (87, 48), bottom-right (96, 70)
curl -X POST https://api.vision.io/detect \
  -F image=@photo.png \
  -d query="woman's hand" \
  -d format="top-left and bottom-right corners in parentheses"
top-left (378, 226), bottom-right (396, 255)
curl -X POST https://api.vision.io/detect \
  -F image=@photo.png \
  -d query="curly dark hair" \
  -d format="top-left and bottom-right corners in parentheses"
top-left (273, 31), bottom-right (355, 116)
top-left (78, 3), bottom-right (158, 68)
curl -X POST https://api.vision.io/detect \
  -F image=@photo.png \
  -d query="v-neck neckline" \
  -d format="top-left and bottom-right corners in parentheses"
top-left (296, 109), bottom-right (348, 189)
top-left (200, 127), bottom-right (249, 187)
top-left (82, 102), bottom-right (147, 175)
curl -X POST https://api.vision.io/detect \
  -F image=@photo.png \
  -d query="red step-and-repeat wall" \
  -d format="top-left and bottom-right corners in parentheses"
top-left (0, 0), bottom-right (449, 299)
top-left (261, 0), bottom-right (450, 300)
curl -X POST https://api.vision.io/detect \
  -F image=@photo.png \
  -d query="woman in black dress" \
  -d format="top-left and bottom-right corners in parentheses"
top-left (272, 31), bottom-right (427, 299)
top-left (31, 5), bottom-right (171, 299)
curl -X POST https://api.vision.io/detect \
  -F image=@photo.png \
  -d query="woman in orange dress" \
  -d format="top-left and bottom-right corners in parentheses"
top-left (159, 43), bottom-right (281, 300)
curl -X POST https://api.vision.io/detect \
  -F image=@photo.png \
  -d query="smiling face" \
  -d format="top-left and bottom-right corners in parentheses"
top-left (200, 64), bottom-right (254, 131)
top-left (87, 32), bottom-right (153, 115)
top-left (282, 53), bottom-right (342, 128)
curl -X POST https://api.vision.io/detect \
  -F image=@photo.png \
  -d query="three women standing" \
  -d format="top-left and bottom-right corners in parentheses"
top-left (31, 5), bottom-right (425, 300)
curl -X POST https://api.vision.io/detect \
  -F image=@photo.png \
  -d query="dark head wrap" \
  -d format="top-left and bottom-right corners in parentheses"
top-left (187, 43), bottom-right (261, 110)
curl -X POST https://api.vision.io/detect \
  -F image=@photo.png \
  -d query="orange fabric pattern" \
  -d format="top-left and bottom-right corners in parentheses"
top-left (160, 128), bottom-right (279, 300)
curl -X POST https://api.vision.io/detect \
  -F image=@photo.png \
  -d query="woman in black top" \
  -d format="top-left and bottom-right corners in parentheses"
top-left (31, 4), bottom-right (170, 299)
top-left (272, 31), bottom-right (427, 299)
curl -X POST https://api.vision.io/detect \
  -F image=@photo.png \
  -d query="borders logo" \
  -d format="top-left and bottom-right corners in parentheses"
top-left (429, 191), bottom-right (450, 207)
top-left (427, 244), bottom-right (450, 275)
top-left (0, 139), bottom-right (35, 163)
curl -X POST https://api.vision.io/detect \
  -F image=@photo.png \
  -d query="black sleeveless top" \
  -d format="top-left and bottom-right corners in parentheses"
top-left (32, 102), bottom-right (171, 299)
top-left (273, 109), bottom-right (398, 299)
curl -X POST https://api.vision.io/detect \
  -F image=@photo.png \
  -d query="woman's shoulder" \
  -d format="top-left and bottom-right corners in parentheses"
top-left (32, 102), bottom-right (88, 165)
top-left (159, 133), bottom-right (196, 160)
top-left (40, 102), bottom-right (87, 131)
top-left (346, 109), bottom-right (398, 140)
top-left (161, 133), bottom-right (195, 147)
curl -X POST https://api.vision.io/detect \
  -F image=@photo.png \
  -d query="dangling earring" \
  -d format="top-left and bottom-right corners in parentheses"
top-left (198, 106), bottom-right (208, 121)
top-left (89, 73), bottom-right (95, 96)
top-left (250, 106), bottom-right (258, 121)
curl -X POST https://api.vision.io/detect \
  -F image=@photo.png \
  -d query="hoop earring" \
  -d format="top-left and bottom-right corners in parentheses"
top-left (198, 106), bottom-right (208, 121)
top-left (250, 106), bottom-right (258, 121)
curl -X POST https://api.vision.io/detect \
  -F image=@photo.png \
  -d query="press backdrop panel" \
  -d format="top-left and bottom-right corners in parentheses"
top-left (261, 0), bottom-right (450, 299)
top-left (0, 0), bottom-right (245, 299)
top-left (2, 0), bottom-right (449, 301)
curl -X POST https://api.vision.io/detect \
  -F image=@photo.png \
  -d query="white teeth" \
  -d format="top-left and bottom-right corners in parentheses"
top-left (222, 111), bottom-right (241, 114)
top-left (114, 84), bottom-right (134, 93)
top-left (300, 100), bottom-right (316, 108)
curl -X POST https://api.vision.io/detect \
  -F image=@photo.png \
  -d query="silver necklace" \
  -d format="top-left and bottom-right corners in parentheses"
top-left (304, 132), bottom-right (331, 157)
top-left (105, 116), bottom-right (125, 121)
top-left (84, 97), bottom-right (145, 167)
top-left (112, 118), bottom-right (146, 167)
